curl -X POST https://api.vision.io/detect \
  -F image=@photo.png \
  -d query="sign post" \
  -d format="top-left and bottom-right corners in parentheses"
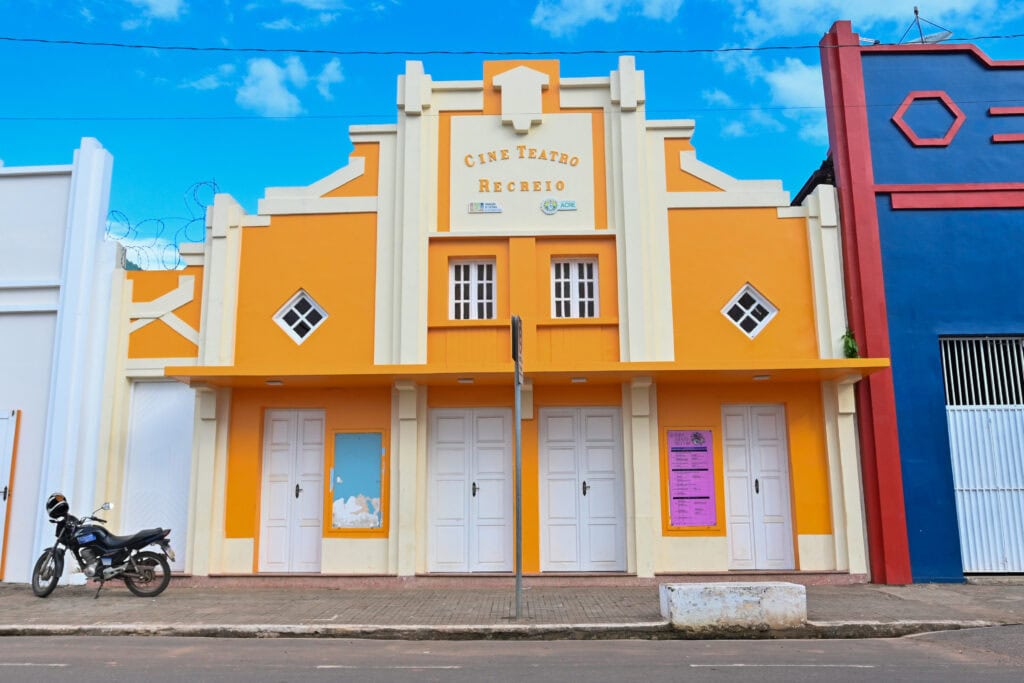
top-left (511, 315), bottom-right (524, 618)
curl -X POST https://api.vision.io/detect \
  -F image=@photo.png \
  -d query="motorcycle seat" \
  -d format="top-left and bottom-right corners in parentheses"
top-left (105, 528), bottom-right (166, 550)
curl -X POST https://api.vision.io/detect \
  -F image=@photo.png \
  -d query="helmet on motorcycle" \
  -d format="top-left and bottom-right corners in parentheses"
top-left (45, 493), bottom-right (68, 520)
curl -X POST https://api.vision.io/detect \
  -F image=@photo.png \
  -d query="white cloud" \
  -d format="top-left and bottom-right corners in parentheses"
top-left (283, 0), bottom-right (347, 8)
top-left (236, 58), bottom-right (306, 117)
top-left (531, 0), bottom-right (684, 36)
top-left (761, 57), bottom-right (823, 111)
top-left (316, 58), bottom-right (343, 99)
top-left (81, 7), bottom-right (95, 22)
top-left (126, 0), bottom-right (186, 21)
top-left (264, 17), bottom-right (301, 30)
top-left (702, 88), bottom-right (735, 107)
top-left (721, 121), bottom-right (748, 137)
top-left (182, 64), bottom-right (236, 91)
top-left (284, 56), bottom-right (308, 88)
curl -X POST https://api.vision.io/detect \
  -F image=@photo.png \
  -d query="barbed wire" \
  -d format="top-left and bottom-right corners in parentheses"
top-left (106, 181), bottom-right (216, 270)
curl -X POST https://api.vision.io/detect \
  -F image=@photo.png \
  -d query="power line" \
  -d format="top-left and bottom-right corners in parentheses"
top-left (1, 32), bottom-right (1021, 57)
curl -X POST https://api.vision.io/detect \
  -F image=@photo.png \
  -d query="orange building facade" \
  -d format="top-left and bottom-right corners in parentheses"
top-left (98, 58), bottom-right (884, 579)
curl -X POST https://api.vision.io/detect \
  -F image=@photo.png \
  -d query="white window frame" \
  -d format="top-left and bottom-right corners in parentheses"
top-left (721, 283), bottom-right (778, 339)
top-left (273, 289), bottom-right (328, 345)
top-left (449, 259), bottom-right (496, 321)
top-left (551, 258), bottom-right (599, 319)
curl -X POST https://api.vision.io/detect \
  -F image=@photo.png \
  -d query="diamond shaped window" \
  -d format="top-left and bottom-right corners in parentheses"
top-left (722, 284), bottom-right (777, 339)
top-left (274, 290), bottom-right (327, 345)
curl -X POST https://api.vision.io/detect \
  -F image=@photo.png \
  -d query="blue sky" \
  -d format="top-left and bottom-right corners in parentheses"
top-left (3, 1), bottom-right (1024, 267)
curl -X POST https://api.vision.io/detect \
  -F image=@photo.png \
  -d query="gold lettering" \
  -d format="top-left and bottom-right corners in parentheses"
top-left (528, 148), bottom-right (537, 159)
top-left (533, 181), bottom-right (542, 191)
top-left (494, 181), bottom-right (502, 192)
top-left (538, 149), bottom-right (548, 161)
top-left (478, 153), bottom-right (487, 165)
top-left (570, 156), bottom-right (580, 167)
top-left (545, 180), bottom-right (552, 191)
top-left (507, 181), bottom-right (516, 191)
top-left (487, 150), bottom-right (498, 162)
top-left (556, 180), bottom-right (565, 191)
top-left (501, 149), bottom-right (510, 160)
top-left (479, 179), bottom-right (490, 192)
top-left (549, 149), bottom-right (559, 162)
top-left (465, 154), bottom-right (476, 168)
top-left (519, 181), bottom-right (528, 192)
top-left (559, 153), bottom-right (569, 165)
top-left (517, 145), bottom-right (526, 158)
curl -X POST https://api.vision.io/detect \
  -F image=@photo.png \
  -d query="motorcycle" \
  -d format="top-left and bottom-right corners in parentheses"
top-left (32, 492), bottom-right (175, 599)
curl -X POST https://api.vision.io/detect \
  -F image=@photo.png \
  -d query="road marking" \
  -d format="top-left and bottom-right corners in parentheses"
top-left (310, 614), bottom-right (338, 622)
top-left (317, 665), bottom-right (462, 670)
top-left (691, 664), bottom-right (875, 669)
top-left (0, 663), bottom-right (69, 668)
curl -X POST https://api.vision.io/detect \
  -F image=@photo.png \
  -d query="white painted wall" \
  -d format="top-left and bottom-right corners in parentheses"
top-left (0, 138), bottom-right (115, 583)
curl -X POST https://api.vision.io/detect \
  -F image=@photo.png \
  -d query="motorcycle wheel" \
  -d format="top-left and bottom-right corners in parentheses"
top-left (123, 551), bottom-right (171, 597)
top-left (31, 549), bottom-right (62, 598)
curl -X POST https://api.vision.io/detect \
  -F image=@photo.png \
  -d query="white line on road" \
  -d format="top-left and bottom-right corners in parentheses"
top-left (317, 665), bottom-right (462, 670)
top-left (0, 663), bottom-right (69, 668)
top-left (691, 664), bottom-right (875, 669)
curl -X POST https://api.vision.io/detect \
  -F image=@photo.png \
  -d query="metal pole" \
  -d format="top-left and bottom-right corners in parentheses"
top-left (514, 360), bottom-right (523, 619)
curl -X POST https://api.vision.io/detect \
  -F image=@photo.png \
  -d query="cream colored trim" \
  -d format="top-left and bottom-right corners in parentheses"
top-left (351, 124), bottom-right (398, 135)
top-left (208, 389), bottom-right (232, 573)
top-left (610, 56), bottom-right (645, 111)
top-left (627, 377), bottom-right (656, 578)
top-left (656, 536), bottom-right (730, 572)
top-left (433, 79), bottom-right (481, 91)
top-left (242, 215), bottom-right (271, 227)
top-left (798, 534), bottom-right (836, 570)
top-left (492, 65), bottom-right (549, 133)
top-left (373, 132), bottom-right (399, 365)
top-left (414, 387), bottom-right (428, 575)
top-left (200, 194), bottom-right (244, 366)
top-left (264, 156), bottom-right (366, 199)
top-left (433, 88), bottom-right (484, 112)
top-left (667, 191), bottom-right (792, 208)
top-left (394, 381), bottom-right (419, 576)
top-left (178, 242), bottom-right (206, 266)
top-left (646, 119), bottom-right (696, 134)
top-left (561, 76), bottom-right (611, 88)
top-left (188, 387), bottom-right (218, 576)
top-left (776, 206), bottom-right (806, 219)
top-left (641, 126), bottom-right (676, 361)
top-left (256, 196), bottom-right (378, 215)
top-left (220, 538), bottom-right (254, 574)
top-left (129, 275), bottom-right (195, 328)
top-left (804, 184), bottom-right (849, 359)
top-left (836, 382), bottom-right (868, 575)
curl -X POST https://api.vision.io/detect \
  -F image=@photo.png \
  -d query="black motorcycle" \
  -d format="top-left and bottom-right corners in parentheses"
top-left (32, 492), bottom-right (175, 598)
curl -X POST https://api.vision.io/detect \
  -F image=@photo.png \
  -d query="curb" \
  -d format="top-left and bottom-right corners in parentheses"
top-left (0, 619), bottom-right (1001, 640)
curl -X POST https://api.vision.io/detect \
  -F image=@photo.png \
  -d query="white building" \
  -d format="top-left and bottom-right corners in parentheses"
top-left (0, 138), bottom-right (116, 583)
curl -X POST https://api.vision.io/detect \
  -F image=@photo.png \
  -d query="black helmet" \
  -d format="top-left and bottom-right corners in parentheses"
top-left (46, 493), bottom-right (68, 520)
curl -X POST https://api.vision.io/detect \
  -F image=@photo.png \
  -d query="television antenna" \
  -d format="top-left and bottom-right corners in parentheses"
top-left (899, 6), bottom-right (954, 44)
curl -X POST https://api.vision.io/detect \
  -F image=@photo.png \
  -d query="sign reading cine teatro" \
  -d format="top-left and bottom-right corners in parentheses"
top-left (450, 112), bottom-right (595, 231)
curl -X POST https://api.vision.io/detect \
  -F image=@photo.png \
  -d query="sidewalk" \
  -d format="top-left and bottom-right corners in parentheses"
top-left (0, 578), bottom-right (1021, 640)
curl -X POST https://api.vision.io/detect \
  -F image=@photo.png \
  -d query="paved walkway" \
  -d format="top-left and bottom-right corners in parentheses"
top-left (0, 579), bottom-right (1021, 638)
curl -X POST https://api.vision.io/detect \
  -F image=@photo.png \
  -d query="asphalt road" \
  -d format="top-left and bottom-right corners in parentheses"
top-left (0, 627), bottom-right (1022, 682)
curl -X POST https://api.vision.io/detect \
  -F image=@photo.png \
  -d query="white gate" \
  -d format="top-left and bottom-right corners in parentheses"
top-left (941, 337), bottom-right (1024, 573)
top-left (123, 383), bottom-right (195, 573)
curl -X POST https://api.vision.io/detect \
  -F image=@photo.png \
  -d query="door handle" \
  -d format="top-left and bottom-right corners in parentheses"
top-left (582, 480), bottom-right (591, 496)
top-left (1, 485), bottom-right (6, 501)
top-left (754, 479), bottom-right (759, 494)
top-left (295, 483), bottom-right (303, 499)
top-left (472, 482), bottom-right (479, 497)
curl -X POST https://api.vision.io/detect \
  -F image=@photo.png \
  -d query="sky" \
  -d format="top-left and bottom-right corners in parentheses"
top-left (3, 1), bottom-right (1024, 267)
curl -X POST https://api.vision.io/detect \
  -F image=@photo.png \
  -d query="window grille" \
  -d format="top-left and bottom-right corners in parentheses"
top-left (450, 260), bottom-right (495, 320)
top-left (940, 336), bottom-right (1024, 406)
top-left (552, 258), bottom-right (598, 319)
top-left (722, 284), bottom-right (777, 339)
top-left (274, 290), bottom-right (327, 344)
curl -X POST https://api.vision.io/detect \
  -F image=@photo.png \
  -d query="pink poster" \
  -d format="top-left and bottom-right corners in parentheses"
top-left (667, 430), bottom-right (716, 527)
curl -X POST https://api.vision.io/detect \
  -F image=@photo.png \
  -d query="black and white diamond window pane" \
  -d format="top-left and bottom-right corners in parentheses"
top-left (274, 290), bottom-right (328, 345)
top-left (722, 284), bottom-right (777, 339)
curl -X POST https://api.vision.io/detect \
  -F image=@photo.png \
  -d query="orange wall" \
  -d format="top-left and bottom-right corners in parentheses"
top-left (426, 235), bottom-right (619, 371)
top-left (225, 387), bottom-right (391, 539)
top-left (664, 138), bottom-right (722, 192)
top-left (127, 266), bottom-right (204, 359)
top-left (668, 208), bottom-right (818, 363)
top-left (233, 213), bottom-right (377, 373)
top-left (657, 382), bottom-right (832, 538)
top-left (323, 143), bottom-right (380, 198)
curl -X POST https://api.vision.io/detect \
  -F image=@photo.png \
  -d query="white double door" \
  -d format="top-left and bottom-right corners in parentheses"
top-left (0, 410), bottom-right (16, 574)
top-left (539, 407), bottom-right (626, 572)
top-left (723, 404), bottom-right (795, 570)
top-left (428, 409), bottom-right (513, 573)
top-left (259, 410), bottom-right (324, 573)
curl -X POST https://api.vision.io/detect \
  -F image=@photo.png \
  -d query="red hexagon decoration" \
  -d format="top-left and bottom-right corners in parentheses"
top-left (892, 90), bottom-right (966, 147)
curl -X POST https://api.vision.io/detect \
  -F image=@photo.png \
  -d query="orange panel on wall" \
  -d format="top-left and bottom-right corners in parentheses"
top-left (127, 266), bottom-right (204, 359)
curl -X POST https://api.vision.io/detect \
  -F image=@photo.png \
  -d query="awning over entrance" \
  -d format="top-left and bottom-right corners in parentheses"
top-left (165, 357), bottom-right (889, 389)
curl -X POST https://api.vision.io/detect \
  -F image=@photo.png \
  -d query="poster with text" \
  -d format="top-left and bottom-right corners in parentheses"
top-left (667, 429), bottom-right (716, 527)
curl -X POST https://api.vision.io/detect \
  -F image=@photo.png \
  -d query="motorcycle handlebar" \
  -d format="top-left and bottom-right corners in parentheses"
top-left (89, 517), bottom-right (107, 524)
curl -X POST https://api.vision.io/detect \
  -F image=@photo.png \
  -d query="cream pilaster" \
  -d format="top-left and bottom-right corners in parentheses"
top-left (394, 381), bottom-right (420, 576)
top-left (628, 377), bottom-right (656, 577)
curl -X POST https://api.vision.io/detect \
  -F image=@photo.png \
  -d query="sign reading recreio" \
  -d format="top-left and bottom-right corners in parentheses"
top-left (667, 429), bottom-right (716, 527)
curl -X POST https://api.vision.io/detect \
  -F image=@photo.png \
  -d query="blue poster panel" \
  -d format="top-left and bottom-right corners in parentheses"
top-left (331, 432), bottom-right (384, 529)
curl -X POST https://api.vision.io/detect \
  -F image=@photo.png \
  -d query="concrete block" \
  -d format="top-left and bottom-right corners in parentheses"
top-left (659, 582), bottom-right (807, 630)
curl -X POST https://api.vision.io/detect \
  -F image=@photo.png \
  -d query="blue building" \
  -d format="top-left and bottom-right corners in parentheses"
top-left (821, 21), bottom-right (1024, 582)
